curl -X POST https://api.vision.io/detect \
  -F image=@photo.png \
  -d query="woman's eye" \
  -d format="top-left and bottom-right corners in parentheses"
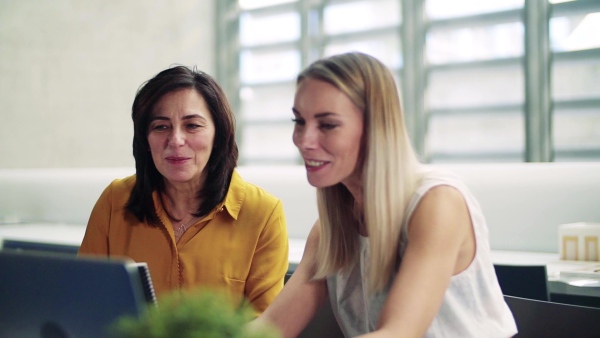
top-left (291, 118), bottom-right (305, 126)
top-left (187, 123), bottom-right (201, 130)
top-left (319, 123), bottom-right (337, 130)
top-left (151, 124), bottom-right (169, 131)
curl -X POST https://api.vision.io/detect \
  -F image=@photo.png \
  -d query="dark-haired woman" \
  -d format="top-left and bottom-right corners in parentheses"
top-left (79, 66), bottom-right (288, 315)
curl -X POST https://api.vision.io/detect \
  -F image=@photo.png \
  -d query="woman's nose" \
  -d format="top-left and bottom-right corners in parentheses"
top-left (167, 128), bottom-right (185, 147)
top-left (295, 126), bottom-right (318, 150)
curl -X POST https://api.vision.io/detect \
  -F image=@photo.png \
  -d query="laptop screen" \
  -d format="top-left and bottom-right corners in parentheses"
top-left (0, 250), bottom-right (156, 338)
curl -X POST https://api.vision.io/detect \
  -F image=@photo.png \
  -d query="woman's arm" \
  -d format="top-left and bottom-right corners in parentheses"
top-left (360, 185), bottom-right (476, 338)
top-left (78, 185), bottom-right (113, 256)
top-left (253, 221), bottom-right (328, 338)
top-left (244, 200), bottom-right (290, 314)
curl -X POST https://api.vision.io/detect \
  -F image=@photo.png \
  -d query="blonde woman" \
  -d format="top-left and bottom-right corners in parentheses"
top-left (255, 52), bottom-right (517, 337)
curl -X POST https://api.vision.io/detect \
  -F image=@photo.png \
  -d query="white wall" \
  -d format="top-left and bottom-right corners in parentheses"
top-left (0, 0), bottom-right (215, 168)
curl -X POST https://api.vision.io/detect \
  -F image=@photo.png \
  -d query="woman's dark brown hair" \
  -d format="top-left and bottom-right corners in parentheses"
top-left (127, 65), bottom-right (238, 225)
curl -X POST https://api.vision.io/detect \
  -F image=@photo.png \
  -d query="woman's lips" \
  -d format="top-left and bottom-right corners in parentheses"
top-left (304, 159), bottom-right (328, 171)
top-left (166, 157), bottom-right (190, 164)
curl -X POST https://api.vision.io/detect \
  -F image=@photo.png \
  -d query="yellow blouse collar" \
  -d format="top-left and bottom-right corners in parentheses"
top-left (152, 169), bottom-right (245, 223)
top-left (221, 170), bottom-right (245, 221)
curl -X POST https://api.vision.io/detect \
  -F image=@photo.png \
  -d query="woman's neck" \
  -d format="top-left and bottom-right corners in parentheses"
top-left (342, 176), bottom-right (364, 210)
top-left (162, 181), bottom-right (201, 219)
top-left (343, 177), bottom-right (367, 236)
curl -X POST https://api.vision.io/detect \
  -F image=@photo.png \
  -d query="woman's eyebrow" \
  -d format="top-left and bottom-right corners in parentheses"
top-left (291, 108), bottom-right (336, 117)
top-left (314, 112), bottom-right (336, 118)
top-left (149, 114), bottom-right (207, 122)
top-left (149, 116), bottom-right (169, 122)
top-left (182, 114), bottom-right (207, 121)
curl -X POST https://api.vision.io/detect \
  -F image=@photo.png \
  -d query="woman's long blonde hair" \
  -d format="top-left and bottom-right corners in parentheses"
top-left (298, 52), bottom-right (422, 293)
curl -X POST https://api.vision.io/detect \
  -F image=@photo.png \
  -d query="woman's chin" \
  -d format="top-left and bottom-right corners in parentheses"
top-left (163, 172), bottom-right (198, 186)
top-left (306, 175), bottom-right (339, 189)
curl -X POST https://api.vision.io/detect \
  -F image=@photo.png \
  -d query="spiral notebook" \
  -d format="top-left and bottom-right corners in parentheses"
top-left (0, 250), bottom-right (157, 338)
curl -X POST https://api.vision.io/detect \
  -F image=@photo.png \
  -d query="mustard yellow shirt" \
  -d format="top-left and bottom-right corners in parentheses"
top-left (78, 170), bottom-right (288, 314)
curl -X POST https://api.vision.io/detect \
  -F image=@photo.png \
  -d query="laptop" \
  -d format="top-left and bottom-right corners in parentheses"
top-left (504, 295), bottom-right (600, 338)
top-left (0, 250), bottom-right (156, 338)
top-left (1, 239), bottom-right (80, 255)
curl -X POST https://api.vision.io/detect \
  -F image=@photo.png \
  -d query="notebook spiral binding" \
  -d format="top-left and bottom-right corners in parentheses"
top-left (135, 263), bottom-right (157, 304)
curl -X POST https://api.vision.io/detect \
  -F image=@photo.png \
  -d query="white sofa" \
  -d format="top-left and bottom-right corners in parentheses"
top-left (1, 162), bottom-right (600, 253)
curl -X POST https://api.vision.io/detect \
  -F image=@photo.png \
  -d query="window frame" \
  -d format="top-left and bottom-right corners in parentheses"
top-left (217, 0), bottom-right (600, 164)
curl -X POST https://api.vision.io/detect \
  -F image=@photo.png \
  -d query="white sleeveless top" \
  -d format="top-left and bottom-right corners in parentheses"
top-left (327, 169), bottom-right (518, 337)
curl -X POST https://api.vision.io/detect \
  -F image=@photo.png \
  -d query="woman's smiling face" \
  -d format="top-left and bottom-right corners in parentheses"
top-left (292, 78), bottom-right (364, 189)
top-left (147, 88), bottom-right (215, 189)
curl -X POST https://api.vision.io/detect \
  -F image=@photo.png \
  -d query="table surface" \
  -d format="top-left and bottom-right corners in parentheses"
top-left (2, 223), bottom-right (599, 295)
top-left (0, 222), bottom-right (85, 246)
top-left (289, 239), bottom-right (600, 296)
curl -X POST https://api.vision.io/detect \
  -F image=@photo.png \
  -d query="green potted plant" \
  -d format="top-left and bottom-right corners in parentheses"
top-left (111, 288), bottom-right (280, 338)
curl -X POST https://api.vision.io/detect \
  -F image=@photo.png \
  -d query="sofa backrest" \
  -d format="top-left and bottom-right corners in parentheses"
top-left (1, 162), bottom-right (599, 253)
top-left (0, 167), bottom-right (135, 226)
top-left (440, 162), bottom-right (600, 252)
